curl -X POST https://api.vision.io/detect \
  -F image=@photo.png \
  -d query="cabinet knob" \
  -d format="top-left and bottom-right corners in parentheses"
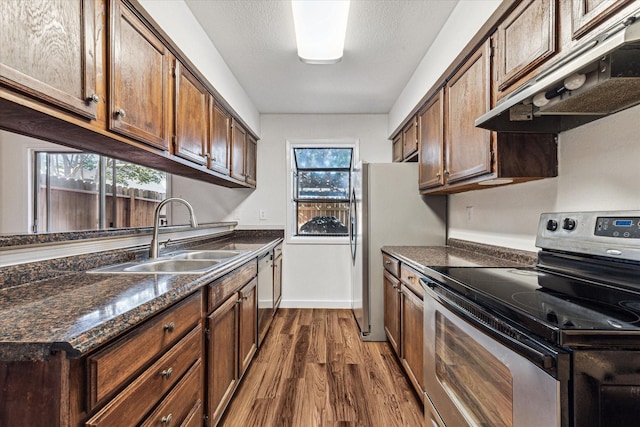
top-left (407, 275), bottom-right (414, 280)
top-left (444, 170), bottom-right (450, 176)
top-left (436, 173), bottom-right (441, 179)
top-left (163, 321), bottom-right (175, 332)
top-left (87, 93), bottom-right (100, 104)
top-left (161, 367), bottom-right (173, 379)
top-left (384, 260), bottom-right (391, 265)
top-left (161, 414), bottom-right (173, 425)
top-left (115, 108), bottom-right (126, 118)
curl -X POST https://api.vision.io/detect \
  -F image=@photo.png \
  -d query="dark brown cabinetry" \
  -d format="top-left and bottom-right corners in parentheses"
top-left (209, 99), bottom-right (231, 175)
top-left (383, 270), bottom-right (402, 356)
top-left (418, 90), bottom-right (444, 190)
top-left (174, 61), bottom-right (208, 165)
top-left (446, 40), bottom-right (492, 184)
top-left (109, 0), bottom-right (171, 150)
top-left (245, 135), bottom-right (258, 187)
top-left (206, 259), bottom-right (258, 426)
top-left (495, 0), bottom-right (557, 99)
top-left (392, 134), bottom-right (403, 162)
top-left (402, 118), bottom-right (419, 160)
top-left (0, 0), bottom-right (99, 120)
top-left (570, 0), bottom-right (634, 40)
top-left (230, 119), bottom-right (248, 182)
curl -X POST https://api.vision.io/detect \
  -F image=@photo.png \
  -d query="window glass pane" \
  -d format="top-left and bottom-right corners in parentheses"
top-left (297, 171), bottom-right (350, 200)
top-left (297, 202), bottom-right (349, 235)
top-left (294, 148), bottom-right (352, 169)
top-left (106, 160), bottom-right (166, 228)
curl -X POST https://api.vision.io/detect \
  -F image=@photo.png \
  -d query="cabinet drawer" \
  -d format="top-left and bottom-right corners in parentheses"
top-left (139, 359), bottom-right (203, 427)
top-left (86, 325), bottom-right (202, 426)
top-left (273, 243), bottom-right (283, 260)
top-left (208, 259), bottom-right (257, 312)
top-left (181, 399), bottom-right (203, 427)
top-left (87, 291), bottom-right (202, 408)
top-left (400, 264), bottom-right (423, 299)
top-left (382, 254), bottom-right (400, 277)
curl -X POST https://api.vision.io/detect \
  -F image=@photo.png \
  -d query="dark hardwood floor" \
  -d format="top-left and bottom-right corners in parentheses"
top-left (220, 308), bottom-right (425, 427)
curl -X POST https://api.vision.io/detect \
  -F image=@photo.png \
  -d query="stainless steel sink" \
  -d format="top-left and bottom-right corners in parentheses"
top-left (168, 250), bottom-right (247, 260)
top-left (123, 259), bottom-right (220, 273)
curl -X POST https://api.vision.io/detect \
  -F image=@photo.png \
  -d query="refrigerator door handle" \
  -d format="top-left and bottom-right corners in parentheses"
top-left (349, 188), bottom-right (357, 263)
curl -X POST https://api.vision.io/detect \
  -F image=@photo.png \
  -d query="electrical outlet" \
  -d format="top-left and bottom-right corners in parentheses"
top-left (259, 209), bottom-right (267, 220)
top-left (466, 206), bottom-right (473, 222)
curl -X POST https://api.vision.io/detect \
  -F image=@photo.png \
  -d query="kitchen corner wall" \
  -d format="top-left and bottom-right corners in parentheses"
top-left (448, 104), bottom-right (640, 252)
top-left (173, 114), bottom-right (390, 308)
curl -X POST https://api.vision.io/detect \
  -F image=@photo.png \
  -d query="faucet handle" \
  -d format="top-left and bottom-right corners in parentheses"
top-left (161, 239), bottom-right (171, 249)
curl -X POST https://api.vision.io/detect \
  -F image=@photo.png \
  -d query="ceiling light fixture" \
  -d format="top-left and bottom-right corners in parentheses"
top-left (291, 0), bottom-right (350, 64)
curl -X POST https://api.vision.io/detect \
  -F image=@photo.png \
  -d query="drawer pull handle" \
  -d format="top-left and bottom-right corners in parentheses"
top-left (115, 108), bottom-right (126, 118)
top-left (407, 275), bottom-right (414, 280)
top-left (163, 322), bottom-right (175, 332)
top-left (87, 93), bottom-right (100, 104)
top-left (161, 414), bottom-right (173, 424)
top-left (384, 260), bottom-right (391, 265)
top-left (161, 367), bottom-right (173, 379)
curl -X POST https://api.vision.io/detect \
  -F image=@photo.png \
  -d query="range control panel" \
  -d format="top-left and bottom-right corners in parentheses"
top-left (536, 211), bottom-right (640, 262)
top-left (595, 217), bottom-right (640, 238)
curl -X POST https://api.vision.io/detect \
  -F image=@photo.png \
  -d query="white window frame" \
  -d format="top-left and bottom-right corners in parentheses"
top-left (286, 139), bottom-right (359, 245)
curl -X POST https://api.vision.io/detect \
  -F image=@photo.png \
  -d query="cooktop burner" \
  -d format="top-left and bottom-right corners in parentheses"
top-left (429, 266), bottom-right (640, 344)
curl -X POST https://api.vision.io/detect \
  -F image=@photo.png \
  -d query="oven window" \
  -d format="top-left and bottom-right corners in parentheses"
top-left (435, 313), bottom-right (513, 426)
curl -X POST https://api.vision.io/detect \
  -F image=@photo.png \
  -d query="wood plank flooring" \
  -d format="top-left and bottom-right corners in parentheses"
top-left (220, 308), bottom-right (425, 427)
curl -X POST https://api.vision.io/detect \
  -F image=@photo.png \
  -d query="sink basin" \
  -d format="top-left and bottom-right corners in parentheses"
top-left (123, 259), bottom-right (220, 273)
top-left (168, 250), bottom-right (247, 260)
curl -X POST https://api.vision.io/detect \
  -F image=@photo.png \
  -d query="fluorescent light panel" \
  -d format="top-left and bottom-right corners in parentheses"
top-left (292, 0), bottom-right (350, 64)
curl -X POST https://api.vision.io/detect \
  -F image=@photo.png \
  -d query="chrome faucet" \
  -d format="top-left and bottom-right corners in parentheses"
top-left (150, 197), bottom-right (198, 258)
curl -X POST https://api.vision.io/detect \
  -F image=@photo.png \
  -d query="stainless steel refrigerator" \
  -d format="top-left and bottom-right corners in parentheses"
top-left (349, 162), bottom-right (446, 341)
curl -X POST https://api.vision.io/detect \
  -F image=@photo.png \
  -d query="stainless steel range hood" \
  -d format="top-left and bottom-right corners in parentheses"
top-left (476, 11), bottom-right (640, 133)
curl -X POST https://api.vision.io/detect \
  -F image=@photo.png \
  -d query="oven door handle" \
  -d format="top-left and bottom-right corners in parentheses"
top-left (421, 278), bottom-right (563, 375)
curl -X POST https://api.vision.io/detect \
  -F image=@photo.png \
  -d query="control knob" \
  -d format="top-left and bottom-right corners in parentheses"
top-left (546, 219), bottom-right (558, 231)
top-left (562, 218), bottom-right (576, 231)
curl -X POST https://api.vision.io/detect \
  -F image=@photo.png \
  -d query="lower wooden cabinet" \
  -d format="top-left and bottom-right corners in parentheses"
top-left (383, 254), bottom-right (425, 400)
top-left (273, 243), bottom-right (283, 313)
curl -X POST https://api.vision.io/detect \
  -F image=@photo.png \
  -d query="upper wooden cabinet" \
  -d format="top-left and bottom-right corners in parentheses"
top-left (402, 118), bottom-right (418, 160)
top-left (0, 0), bottom-right (99, 120)
top-left (209, 99), bottom-right (231, 175)
top-left (446, 40), bottom-right (492, 184)
top-left (174, 61), bottom-right (208, 165)
top-left (245, 135), bottom-right (257, 187)
top-left (418, 90), bottom-right (444, 190)
top-left (109, 0), bottom-right (171, 150)
top-left (392, 134), bottom-right (403, 162)
top-left (495, 0), bottom-right (557, 97)
top-left (570, 0), bottom-right (634, 40)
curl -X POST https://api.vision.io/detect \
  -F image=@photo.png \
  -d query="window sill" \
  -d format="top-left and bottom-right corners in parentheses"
top-left (286, 235), bottom-right (350, 245)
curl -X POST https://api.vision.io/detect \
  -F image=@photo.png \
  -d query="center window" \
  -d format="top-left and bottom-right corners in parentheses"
top-left (293, 147), bottom-right (353, 237)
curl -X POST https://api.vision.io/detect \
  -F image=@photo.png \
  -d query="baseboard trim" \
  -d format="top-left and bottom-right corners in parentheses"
top-left (279, 300), bottom-right (352, 309)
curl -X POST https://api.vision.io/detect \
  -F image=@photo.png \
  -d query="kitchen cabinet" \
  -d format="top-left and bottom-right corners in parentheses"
top-left (495, 0), bottom-right (557, 100)
top-left (569, 0), bottom-right (634, 40)
top-left (392, 134), bottom-right (403, 162)
top-left (174, 61), bottom-right (208, 165)
top-left (230, 119), bottom-right (248, 182)
top-left (246, 135), bottom-right (257, 187)
top-left (418, 90), bottom-right (444, 190)
top-left (0, 0), bottom-right (99, 120)
top-left (109, 0), bottom-right (171, 150)
top-left (383, 270), bottom-right (402, 357)
top-left (402, 118), bottom-right (419, 160)
top-left (400, 264), bottom-right (425, 398)
top-left (209, 99), bottom-right (231, 175)
top-left (206, 259), bottom-right (258, 426)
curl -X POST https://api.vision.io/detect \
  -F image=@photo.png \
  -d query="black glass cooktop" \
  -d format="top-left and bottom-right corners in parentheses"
top-left (428, 266), bottom-right (640, 346)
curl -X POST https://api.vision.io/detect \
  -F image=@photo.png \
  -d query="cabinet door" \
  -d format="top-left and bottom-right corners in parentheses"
top-left (402, 118), bottom-right (418, 159)
top-left (273, 253), bottom-right (282, 313)
top-left (392, 134), bottom-right (403, 162)
top-left (207, 293), bottom-right (238, 425)
top-left (445, 40), bottom-right (492, 184)
top-left (383, 270), bottom-right (401, 356)
top-left (0, 0), bottom-right (98, 119)
top-left (110, 0), bottom-right (170, 149)
top-left (174, 61), bottom-right (207, 165)
top-left (209, 100), bottom-right (231, 175)
top-left (230, 119), bottom-right (247, 181)
top-left (401, 287), bottom-right (424, 396)
top-left (418, 90), bottom-right (444, 190)
top-left (238, 278), bottom-right (257, 378)
top-left (245, 135), bottom-right (257, 187)
top-left (571, 0), bottom-right (633, 39)
top-left (496, 0), bottom-right (557, 93)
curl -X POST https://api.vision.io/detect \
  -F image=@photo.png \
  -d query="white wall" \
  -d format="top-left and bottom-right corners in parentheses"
top-left (137, 0), bottom-right (260, 135)
top-left (448, 104), bottom-right (640, 252)
top-left (388, 0), bottom-right (502, 135)
top-left (173, 114), bottom-right (390, 307)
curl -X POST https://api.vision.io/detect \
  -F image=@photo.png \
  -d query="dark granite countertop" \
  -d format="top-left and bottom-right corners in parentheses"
top-left (0, 234), bottom-right (282, 362)
top-left (382, 239), bottom-right (537, 276)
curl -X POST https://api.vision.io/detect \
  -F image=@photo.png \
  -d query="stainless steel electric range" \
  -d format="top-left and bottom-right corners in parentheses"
top-left (420, 211), bottom-right (640, 427)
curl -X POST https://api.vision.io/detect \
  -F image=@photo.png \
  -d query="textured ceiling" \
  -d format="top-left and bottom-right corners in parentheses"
top-left (184, 0), bottom-right (459, 114)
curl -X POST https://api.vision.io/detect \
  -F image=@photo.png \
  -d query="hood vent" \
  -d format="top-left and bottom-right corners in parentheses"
top-left (476, 11), bottom-right (640, 133)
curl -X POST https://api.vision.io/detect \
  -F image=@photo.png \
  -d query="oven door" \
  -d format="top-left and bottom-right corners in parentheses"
top-left (423, 281), bottom-right (562, 427)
